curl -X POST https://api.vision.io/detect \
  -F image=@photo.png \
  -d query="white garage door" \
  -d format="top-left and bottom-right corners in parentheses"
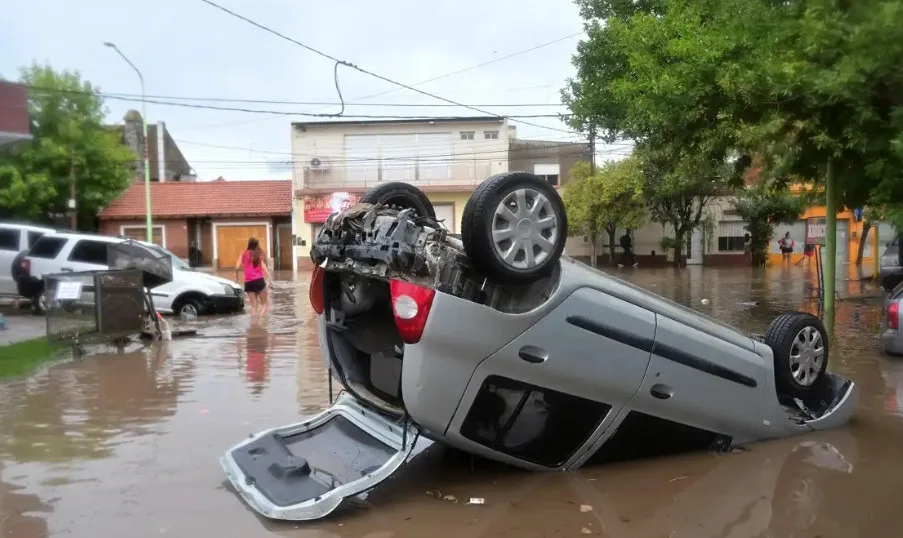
top-left (434, 204), bottom-right (456, 233)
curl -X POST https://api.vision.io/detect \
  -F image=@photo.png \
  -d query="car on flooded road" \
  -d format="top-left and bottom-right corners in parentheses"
top-left (221, 173), bottom-right (858, 522)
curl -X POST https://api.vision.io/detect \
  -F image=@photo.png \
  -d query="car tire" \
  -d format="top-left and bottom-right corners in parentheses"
top-left (10, 250), bottom-right (28, 282)
top-left (32, 290), bottom-right (47, 316)
top-left (360, 182), bottom-right (436, 220)
top-left (461, 171), bottom-right (568, 283)
top-left (882, 274), bottom-right (903, 292)
top-left (176, 298), bottom-right (205, 319)
top-left (764, 312), bottom-right (829, 398)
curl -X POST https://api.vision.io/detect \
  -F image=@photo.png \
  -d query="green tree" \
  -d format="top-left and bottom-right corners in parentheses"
top-left (563, 159), bottom-right (646, 266)
top-left (0, 63), bottom-right (134, 229)
top-left (733, 183), bottom-right (807, 267)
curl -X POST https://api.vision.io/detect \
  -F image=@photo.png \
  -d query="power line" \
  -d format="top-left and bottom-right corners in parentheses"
top-left (197, 0), bottom-right (579, 135)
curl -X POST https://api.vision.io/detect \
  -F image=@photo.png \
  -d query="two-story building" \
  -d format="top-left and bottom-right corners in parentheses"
top-left (291, 117), bottom-right (512, 269)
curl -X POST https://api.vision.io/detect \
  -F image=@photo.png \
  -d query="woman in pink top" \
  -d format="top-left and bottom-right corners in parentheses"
top-left (234, 237), bottom-right (271, 316)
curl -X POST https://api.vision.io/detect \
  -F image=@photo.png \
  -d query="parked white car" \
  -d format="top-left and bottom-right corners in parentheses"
top-left (15, 232), bottom-right (244, 316)
top-left (0, 222), bottom-right (57, 297)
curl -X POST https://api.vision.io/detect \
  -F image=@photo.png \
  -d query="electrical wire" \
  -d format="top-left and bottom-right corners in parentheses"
top-left (23, 85), bottom-right (571, 120)
top-left (197, 0), bottom-right (579, 135)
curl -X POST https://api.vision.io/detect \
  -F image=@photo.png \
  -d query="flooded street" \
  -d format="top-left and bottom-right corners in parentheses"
top-left (2, 265), bottom-right (903, 537)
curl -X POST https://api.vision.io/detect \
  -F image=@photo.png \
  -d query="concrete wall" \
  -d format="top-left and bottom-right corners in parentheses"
top-left (508, 139), bottom-right (591, 187)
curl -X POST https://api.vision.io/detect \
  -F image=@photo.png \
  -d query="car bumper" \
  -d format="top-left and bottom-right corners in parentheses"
top-left (882, 329), bottom-right (903, 356)
top-left (206, 293), bottom-right (244, 313)
top-left (15, 276), bottom-right (42, 299)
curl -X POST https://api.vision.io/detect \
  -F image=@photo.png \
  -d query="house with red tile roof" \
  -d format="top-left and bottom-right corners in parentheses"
top-left (98, 180), bottom-right (295, 270)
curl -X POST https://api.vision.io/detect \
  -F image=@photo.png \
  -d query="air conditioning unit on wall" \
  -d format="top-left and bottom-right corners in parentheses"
top-left (309, 157), bottom-right (331, 172)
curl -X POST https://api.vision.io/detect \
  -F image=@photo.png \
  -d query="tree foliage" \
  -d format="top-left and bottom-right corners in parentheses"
top-left (0, 63), bottom-right (134, 228)
top-left (733, 183), bottom-right (807, 267)
top-left (564, 0), bottom-right (903, 258)
top-left (563, 158), bottom-right (646, 265)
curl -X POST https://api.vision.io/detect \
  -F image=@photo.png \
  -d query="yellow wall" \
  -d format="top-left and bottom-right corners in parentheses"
top-left (424, 191), bottom-right (473, 233)
top-left (766, 205), bottom-right (878, 266)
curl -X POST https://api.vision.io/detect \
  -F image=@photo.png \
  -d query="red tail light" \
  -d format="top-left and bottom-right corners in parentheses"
top-left (889, 302), bottom-right (899, 330)
top-left (389, 280), bottom-right (436, 344)
top-left (20, 259), bottom-right (30, 276)
top-left (309, 265), bottom-right (325, 314)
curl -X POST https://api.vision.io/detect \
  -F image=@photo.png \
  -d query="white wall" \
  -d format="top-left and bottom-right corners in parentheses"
top-left (291, 119), bottom-right (510, 190)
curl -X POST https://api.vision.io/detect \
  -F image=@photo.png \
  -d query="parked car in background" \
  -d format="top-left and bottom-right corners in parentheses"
top-left (221, 174), bottom-right (858, 522)
top-left (15, 232), bottom-right (244, 317)
top-left (879, 234), bottom-right (902, 291)
top-left (0, 222), bottom-right (56, 298)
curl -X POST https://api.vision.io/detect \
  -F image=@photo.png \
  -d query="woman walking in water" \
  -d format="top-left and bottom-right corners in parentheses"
top-left (234, 237), bottom-right (271, 317)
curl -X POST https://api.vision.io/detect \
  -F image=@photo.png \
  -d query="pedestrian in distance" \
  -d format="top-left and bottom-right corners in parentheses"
top-left (234, 237), bottom-right (271, 317)
top-left (617, 230), bottom-right (639, 268)
top-left (779, 231), bottom-right (795, 265)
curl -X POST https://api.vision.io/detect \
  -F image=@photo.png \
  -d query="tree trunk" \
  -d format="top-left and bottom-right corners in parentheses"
top-left (673, 231), bottom-right (684, 267)
top-left (607, 226), bottom-right (617, 264)
top-left (590, 232), bottom-right (597, 267)
top-left (856, 220), bottom-right (871, 266)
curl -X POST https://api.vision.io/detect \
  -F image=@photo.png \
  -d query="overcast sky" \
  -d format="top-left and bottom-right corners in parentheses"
top-left (1, 0), bottom-right (627, 181)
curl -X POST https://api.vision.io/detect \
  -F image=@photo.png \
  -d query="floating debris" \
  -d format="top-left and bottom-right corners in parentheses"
top-left (581, 527), bottom-right (593, 534)
top-left (580, 504), bottom-right (593, 513)
top-left (467, 498), bottom-right (485, 505)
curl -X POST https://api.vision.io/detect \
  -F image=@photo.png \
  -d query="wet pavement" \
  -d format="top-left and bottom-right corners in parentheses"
top-left (1, 265), bottom-right (902, 537)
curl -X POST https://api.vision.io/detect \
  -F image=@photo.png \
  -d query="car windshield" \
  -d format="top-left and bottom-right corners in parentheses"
top-left (151, 246), bottom-right (192, 271)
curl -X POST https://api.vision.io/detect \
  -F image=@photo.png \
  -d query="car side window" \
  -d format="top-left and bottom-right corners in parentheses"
top-left (27, 231), bottom-right (45, 248)
top-left (0, 227), bottom-right (22, 251)
top-left (68, 240), bottom-right (111, 265)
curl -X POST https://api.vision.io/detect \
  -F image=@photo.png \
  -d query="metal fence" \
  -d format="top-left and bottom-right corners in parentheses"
top-left (44, 270), bottom-right (146, 344)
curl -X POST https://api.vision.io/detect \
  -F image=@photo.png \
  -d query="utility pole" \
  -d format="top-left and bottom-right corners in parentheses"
top-left (588, 122), bottom-right (597, 174)
top-left (824, 159), bottom-right (837, 332)
top-left (105, 42), bottom-right (153, 242)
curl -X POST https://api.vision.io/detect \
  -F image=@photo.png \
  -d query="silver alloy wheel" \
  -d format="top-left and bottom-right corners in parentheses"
top-left (789, 326), bottom-right (825, 386)
top-left (181, 303), bottom-right (199, 317)
top-left (491, 188), bottom-right (559, 270)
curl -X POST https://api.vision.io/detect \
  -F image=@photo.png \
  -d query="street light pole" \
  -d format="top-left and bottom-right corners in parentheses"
top-left (104, 42), bottom-right (153, 242)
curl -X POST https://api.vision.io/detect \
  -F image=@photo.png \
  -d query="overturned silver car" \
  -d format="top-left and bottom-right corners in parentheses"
top-left (221, 173), bottom-right (857, 521)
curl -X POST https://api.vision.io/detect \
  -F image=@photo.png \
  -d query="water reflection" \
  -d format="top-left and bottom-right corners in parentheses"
top-left (0, 268), bottom-right (901, 537)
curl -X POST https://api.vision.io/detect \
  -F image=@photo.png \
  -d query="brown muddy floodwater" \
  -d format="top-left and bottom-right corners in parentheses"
top-left (2, 265), bottom-right (903, 537)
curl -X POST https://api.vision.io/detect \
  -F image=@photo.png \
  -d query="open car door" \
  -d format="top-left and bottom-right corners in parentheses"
top-left (221, 392), bottom-right (421, 521)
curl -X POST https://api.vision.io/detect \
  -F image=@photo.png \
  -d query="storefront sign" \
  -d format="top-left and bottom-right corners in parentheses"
top-left (304, 192), bottom-right (361, 223)
top-left (806, 217), bottom-right (827, 245)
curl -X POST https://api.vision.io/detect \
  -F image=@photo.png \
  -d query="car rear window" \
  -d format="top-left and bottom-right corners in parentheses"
top-left (28, 236), bottom-right (67, 259)
top-left (68, 239), bottom-right (111, 265)
top-left (27, 231), bottom-right (45, 248)
top-left (0, 228), bottom-right (21, 251)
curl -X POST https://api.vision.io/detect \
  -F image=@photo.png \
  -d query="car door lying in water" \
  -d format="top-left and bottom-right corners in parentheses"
top-left (221, 392), bottom-right (420, 521)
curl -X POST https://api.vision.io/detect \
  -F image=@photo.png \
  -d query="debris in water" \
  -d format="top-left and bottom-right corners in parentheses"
top-left (669, 475), bottom-right (688, 482)
top-left (467, 498), bottom-right (485, 505)
top-left (581, 527), bottom-right (592, 534)
top-left (580, 504), bottom-right (593, 513)
top-left (443, 495), bottom-right (458, 502)
top-left (700, 298), bottom-right (710, 305)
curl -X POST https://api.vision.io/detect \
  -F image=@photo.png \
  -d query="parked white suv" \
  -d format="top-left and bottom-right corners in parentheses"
top-left (15, 232), bottom-right (244, 316)
top-left (0, 222), bottom-right (57, 298)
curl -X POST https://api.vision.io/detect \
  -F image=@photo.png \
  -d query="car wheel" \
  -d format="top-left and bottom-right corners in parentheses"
top-left (177, 298), bottom-right (205, 319)
top-left (360, 182), bottom-right (436, 220)
top-left (10, 250), bottom-right (27, 282)
top-left (764, 312), bottom-right (829, 398)
top-left (461, 171), bottom-right (568, 283)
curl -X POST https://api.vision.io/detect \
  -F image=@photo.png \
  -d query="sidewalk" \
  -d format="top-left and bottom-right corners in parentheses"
top-left (0, 314), bottom-right (46, 347)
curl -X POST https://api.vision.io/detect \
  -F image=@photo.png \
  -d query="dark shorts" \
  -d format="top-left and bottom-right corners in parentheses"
top-left (781, 247), bottom-right (793, 254)
top-left (244, 278), bottom-right (266, 294)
